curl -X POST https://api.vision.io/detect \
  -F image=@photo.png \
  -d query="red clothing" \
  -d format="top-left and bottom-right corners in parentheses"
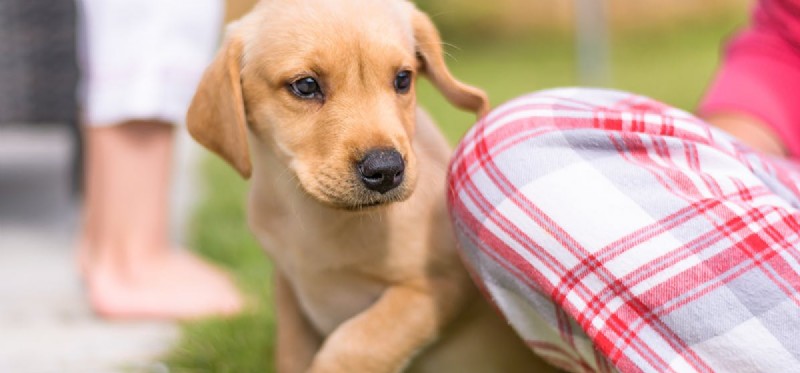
top-left (699, 0), bottom-right (800, 157)
top-left (450, 87), bottom-right (800, 373)
top-left (756, 0), bottom-right (800, 48)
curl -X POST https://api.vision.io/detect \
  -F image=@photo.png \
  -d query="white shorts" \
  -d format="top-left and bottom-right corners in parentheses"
top-left (76, 0), bottom-right (223, 126)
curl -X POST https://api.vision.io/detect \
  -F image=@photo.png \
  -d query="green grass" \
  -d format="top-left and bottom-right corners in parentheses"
top-left (165, 157), bottom-right (276, 373)
top-left (421, 12), bottom-right (745, 142)
top-left (165, 12), bottom-right (746, 373)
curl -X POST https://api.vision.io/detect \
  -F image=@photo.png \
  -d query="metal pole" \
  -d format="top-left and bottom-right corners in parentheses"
top-left (574, 0), bottom-right (611, 86)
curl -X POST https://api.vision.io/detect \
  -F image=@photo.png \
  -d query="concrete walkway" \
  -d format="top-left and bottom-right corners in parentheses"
top-left (0, 125), bottom-right (198, 372)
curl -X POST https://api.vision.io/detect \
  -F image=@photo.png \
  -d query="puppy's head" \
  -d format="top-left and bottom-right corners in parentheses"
top-left (188, 0), bottom-right (488, 210)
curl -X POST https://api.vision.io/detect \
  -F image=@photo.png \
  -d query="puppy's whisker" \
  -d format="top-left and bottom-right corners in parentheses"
top-left (440, 41), bottom-right (461, 51)
top-left (417, 41), bottom-right (458, 61)
top-left (427, 10), bottom-right (457, 20)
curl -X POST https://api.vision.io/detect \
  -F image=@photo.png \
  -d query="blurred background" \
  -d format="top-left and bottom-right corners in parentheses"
top-left (0, 0), bottom-right (749, 372)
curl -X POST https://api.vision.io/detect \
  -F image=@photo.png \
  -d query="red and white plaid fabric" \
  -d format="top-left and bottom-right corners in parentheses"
top-left (447, 88), bottom-right (800, 373)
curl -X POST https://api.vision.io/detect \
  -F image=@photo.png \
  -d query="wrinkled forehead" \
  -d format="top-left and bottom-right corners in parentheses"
top-left (240, 0), bottom-right (416, 70)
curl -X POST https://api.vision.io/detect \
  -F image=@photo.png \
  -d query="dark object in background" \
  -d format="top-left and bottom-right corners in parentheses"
top-left (0, 0), bottom-right (79, 124)
top-left (0, 0), bottom-right (82, 194)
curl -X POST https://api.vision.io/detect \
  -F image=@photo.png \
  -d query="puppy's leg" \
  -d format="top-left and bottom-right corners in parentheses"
top-left (308, 284), bottom-right (461, 373)
top-left (274, 271), bottom-right (322, 373)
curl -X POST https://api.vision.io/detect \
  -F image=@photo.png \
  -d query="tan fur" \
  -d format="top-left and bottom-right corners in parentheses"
top-left (188, 1), bottom-right (555, 372)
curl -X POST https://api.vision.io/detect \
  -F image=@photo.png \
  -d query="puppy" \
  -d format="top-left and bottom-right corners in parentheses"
top-left (188, 1), bottom-right (556, 372)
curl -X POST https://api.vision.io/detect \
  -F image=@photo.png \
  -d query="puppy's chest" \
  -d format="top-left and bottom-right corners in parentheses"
top-left (248, 200), bottom-right (428, 335)
top-left (255, 223), bottom-right (407, 335)
top-left (277, 236), bottom-right (421, 336)
top-left (293, 270), bottom-right (386, 336)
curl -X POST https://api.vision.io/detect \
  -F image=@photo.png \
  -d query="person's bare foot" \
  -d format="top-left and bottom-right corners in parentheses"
top-left (86, 249), bottom-right (242, 320)
top-left (79, 121), bottom-right (243, 320)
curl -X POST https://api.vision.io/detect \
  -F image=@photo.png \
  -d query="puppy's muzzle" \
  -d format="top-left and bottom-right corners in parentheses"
top-left (357, 148), bottom-right (405, 194)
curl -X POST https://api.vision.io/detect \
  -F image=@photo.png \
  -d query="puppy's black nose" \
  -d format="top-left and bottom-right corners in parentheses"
top-left (358, 149), bottom-right (405, 194)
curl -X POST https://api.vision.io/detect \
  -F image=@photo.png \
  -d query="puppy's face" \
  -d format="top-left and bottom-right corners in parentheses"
top-left (241, 1), bottom-right (419, 209)
top-left (188, 0), bottom-right (488, 210)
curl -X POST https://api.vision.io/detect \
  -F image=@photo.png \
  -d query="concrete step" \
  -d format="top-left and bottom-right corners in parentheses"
top-left (0, 125), bottom-right (192, 373)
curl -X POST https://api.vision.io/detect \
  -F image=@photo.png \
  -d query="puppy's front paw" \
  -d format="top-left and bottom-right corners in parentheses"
top-left (306, 353), bottom-right (401, 373)
top-left (305, 358), bottom-right (345, 373)
top-left (306, 354), bottom-right (358, 373)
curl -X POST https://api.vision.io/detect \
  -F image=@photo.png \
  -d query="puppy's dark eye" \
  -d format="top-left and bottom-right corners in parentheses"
top-left (394, 70), bottom-right (412, 94)
top-left (289, 77), bottom-right (322, 99)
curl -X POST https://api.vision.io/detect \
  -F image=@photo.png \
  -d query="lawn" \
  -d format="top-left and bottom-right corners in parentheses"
top-left (165, 11), bottom-right (746, 373)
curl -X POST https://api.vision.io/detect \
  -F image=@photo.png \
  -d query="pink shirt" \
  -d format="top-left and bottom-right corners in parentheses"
top-left (700, 0), bottom-right (800, 157)
top-left (755, 0), bottom-right (800, 47)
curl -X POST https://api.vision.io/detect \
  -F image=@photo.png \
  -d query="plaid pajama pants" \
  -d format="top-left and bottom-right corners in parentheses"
top-left (447, 88), bottom-right (800, 373)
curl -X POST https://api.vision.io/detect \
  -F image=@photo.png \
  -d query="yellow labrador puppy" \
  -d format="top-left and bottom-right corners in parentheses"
top-left (188, 0), bottom-right (555, 372)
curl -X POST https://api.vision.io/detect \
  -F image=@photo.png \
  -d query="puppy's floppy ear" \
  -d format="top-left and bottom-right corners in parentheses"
top-left (187, 36), bottom-right (252, 179)
top-left (411, 8), bottom-right (490, 118)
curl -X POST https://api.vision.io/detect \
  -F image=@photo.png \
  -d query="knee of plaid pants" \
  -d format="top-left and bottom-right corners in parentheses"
top-left (447, 88), bottom-right (800, 373)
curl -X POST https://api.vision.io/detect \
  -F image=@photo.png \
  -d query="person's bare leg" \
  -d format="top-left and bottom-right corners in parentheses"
top-left (79, 120), bottom-right (242, 319)
top-left (703, 112), bottom-right (787, 157)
